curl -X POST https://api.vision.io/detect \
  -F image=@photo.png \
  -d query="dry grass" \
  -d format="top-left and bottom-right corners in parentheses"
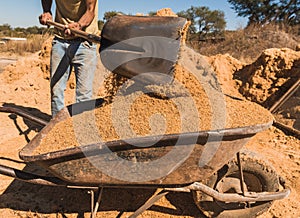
top-left (190, 24), bottom-right (300, 63)
top-left (0, 33), bottom-right (51, 55)
top-left (1, 24), bottom-right (299, 63)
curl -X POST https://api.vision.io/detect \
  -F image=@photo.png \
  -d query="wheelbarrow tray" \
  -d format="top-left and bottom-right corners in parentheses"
top-left (19, 102), bottom-right (272, 187)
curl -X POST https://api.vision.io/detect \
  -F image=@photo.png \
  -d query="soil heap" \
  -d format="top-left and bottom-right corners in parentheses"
top-left (235, 48), bottom-right (300, 107)
top-left (35, 46), bottom-right (273, 154)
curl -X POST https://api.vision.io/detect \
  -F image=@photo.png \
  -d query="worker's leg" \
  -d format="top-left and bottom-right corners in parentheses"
top-left (50, 37), bottom-right (71, 117)
top-left (72, 40), bottom-right (97, 103)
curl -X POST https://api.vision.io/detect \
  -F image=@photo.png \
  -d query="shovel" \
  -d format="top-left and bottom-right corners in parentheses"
top-left (100, 15), bottom-right (188, 84)
top-left (46, 20), bottom-right (102, 43)
top-left (47, 15), bottom-right (188, 84)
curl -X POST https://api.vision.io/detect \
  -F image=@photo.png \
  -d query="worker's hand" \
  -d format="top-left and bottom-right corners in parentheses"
top-left (39, 12), bottom-right (53, 25)
top-left (64, 22), bottom-right (82, 36)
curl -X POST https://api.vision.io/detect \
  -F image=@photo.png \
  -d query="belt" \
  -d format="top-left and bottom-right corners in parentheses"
top-left (54, 36), bottom-right (85, 43)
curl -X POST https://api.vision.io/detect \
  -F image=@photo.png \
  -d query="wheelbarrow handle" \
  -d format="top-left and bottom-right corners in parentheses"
top-left (0, 106), bottom-right (48, 127)
top-left (0, 164), bottom-right (67, 186)
top-left (46, 20), bottom-right (101, 44)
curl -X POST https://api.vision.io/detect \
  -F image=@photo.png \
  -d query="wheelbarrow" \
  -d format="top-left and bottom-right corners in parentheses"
top-left (0, 15), bottom-right (290, 217)
top-left (0, 100), bottom-right (291, 218)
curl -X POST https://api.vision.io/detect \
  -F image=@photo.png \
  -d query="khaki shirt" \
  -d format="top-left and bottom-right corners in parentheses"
top-left (54, 0), bottom-right (99, 39)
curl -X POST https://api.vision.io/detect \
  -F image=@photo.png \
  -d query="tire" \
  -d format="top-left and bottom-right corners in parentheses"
top-left (192, 149), bottom-right (280, 218)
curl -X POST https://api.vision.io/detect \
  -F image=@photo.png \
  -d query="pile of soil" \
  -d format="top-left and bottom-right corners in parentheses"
top-left (35, 48), bottom-right (273, 154)
top-left (0, 56), bottom-right (17, 73)
top-left (235, 48), bottom-right (300, 107)
top-left (206, 53), bottom-right (245, 98)
top-left (207, 48), bottom-right (299, 130)
top-left (156, 8), bottom-right (178, 17)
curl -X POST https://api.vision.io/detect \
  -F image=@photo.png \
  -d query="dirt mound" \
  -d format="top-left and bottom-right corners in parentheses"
top-left (207, 48), bottom-right (299, 133)
top-left (155, 8), bottom-right (178, 17)
top-left (235, 48), bottom-right (300, 108)
top-left (36, 54), bottom-right (273, 153)
top-left (0, 43), bottom-right (75, 113)
top-left (1, 36), bottom-right (53, 85)
top-left (0, 51), bottom-right (49, 110)
top-left (39, 36), bottom-right (53, 80)
top-left (1, 53), bottom-right (41, 84)
top-left (206, 53), bottom-right (245, 98)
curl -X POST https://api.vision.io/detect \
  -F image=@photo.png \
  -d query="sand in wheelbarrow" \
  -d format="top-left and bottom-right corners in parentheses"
top-left (34, 46), bottom-right (273, 155)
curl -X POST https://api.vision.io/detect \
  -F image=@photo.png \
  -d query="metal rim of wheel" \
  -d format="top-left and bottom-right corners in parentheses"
top-left (192, 149), bottom-right (280, 218)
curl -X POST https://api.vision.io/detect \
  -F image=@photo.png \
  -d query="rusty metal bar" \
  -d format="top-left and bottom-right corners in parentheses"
top-left (0, 162), bottom-right (289, 204)
top-left (20, 122), bottom-right (272, 162)
top-left (91, 187), bottom-right (103, 218)
top-left (237, 152), bottom-right (247, 196)
top-left (187, 182), bottom-right (290, 202)
top-left (268, 78), bottom-right (299, 138)
top-left (0, 164), bottom-right (67, 186)
top-left (269, 78), bottom-right (299, 113)
top-left (273, 121), bottom-right (300, 138)
top-left (0, 106), bottom-right (48, 126)
top-left (129, 189), bottom-right (169, 218)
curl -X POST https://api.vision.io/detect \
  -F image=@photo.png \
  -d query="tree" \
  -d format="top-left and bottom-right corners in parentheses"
top-left (0, 24), bottom-right (12, 32)
top-left (98, 20), bottom-right (105, 31)
top-left (228, 0), bottom-right (300, 25)
top-left (148, 11), bottom-right (157, 16)
top-left (177, 6), bottom-right (226, 40)
top-left (277, 0), bottom-right (300, 25)
top-left (103, 11), bottom-right (124, 21)
top-left (25, 26), bottom-right (46, 35)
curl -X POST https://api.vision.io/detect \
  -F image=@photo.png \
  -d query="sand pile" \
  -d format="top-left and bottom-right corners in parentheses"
top-left (35, 46), bottom-right (273, 154)
top-left (155, 8), bottom-right (178, 17)
top-left (234, 48), bottom-right (300, 107)
top-left (39, 36), bottom-right (53, 80)
top-left (0, 51), bottom-right (50, 110)
top-left (0, 44), bottom-right (77, 112)
top-left (206, 54), bottom-right (245, 98)
top-left (205, 49), bottom-right (299, 131)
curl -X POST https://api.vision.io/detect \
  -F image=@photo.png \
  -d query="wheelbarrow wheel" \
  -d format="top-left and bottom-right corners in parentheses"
top-left (192, 149), bottom-right (279, 218)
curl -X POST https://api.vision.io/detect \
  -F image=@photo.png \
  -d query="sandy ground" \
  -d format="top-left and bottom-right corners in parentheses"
top-left (0, 58), bottom-right (17, 73)
top-left (0, 53), bottom-right (18, 73)
top-left (0, 44), bottom-right (299, 218)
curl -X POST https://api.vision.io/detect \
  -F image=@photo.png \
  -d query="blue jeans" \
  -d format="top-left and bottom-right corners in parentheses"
top-left (50, 37), bottom-right (97, 116)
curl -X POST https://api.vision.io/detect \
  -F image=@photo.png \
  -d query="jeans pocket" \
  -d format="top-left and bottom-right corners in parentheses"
top-left (82, 40), bottom-right (95, 49)
top-left (52, 38), bottom-right (59, 46)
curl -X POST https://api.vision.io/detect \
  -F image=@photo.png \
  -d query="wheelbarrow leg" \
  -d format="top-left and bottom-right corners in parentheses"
top-left (90, 187), bottom-right (103, 218)
top-left (236, 152), bottom-right (247, 196)
top-left (129, 189), bottom-right (169, 218)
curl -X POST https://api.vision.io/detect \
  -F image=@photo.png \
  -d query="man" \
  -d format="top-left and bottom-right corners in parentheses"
top-left (39, 0), bottom-right (99, 116)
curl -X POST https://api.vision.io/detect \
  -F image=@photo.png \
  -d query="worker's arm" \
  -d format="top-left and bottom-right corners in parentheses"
top-left (39, 0), bottom-right (53, 25)
top-left (66, 0), bottom-right (97, 32)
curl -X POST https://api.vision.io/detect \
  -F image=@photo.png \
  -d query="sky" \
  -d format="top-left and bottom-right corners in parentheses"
top-left (0, 0), bottom-right (247, 30)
